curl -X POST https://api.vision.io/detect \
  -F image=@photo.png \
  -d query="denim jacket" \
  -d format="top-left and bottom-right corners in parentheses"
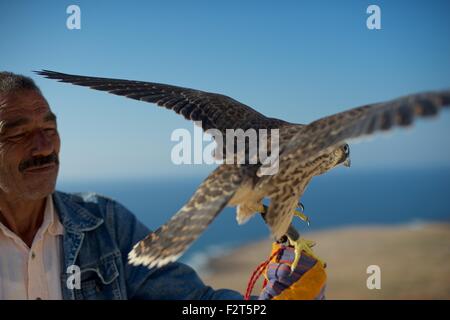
top-left (53, 190), bottom-right (243, 300)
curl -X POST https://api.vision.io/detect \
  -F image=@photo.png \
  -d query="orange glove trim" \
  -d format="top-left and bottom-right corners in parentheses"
top-left (272, 259), bottom-right (327, 300)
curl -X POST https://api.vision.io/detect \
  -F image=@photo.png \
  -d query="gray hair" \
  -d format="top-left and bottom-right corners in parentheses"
top-left (0, 71), bottom-right (41, 95)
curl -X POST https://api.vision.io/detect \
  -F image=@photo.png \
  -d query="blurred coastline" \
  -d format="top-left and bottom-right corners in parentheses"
top-left (200, 222), bottom-right (450, 299)
top-left (58, 167), bottom-right (450, 265)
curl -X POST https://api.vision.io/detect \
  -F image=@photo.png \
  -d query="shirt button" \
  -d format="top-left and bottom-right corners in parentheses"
top-left (31, 252), bottom-right (36, 259)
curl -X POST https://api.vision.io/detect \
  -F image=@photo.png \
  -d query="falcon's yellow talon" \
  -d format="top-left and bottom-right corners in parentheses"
top-left (294, 211), bottom-right (310, 225)
top-left (294, 203), bottom-right (310, 226)
top-left (287, 236), bottom-right (325, 272)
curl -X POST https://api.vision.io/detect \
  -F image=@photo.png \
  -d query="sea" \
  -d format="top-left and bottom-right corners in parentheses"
top-left (57, 167), bottom-right (450, 269)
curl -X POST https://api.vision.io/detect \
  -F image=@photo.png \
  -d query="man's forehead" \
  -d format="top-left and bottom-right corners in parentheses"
top-left (0, 90), bottom-right (51, 117)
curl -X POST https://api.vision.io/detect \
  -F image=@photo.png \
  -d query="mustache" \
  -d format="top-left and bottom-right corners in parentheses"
top-left (19, 153), bottom-right (59, 172)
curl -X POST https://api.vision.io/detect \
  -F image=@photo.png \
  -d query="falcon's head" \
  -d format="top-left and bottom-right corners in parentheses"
top-left (312, 143), bottom-right (351, 177)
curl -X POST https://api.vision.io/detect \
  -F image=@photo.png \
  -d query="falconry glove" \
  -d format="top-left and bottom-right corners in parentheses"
top-left (259, 242), bottom-right (327, 300)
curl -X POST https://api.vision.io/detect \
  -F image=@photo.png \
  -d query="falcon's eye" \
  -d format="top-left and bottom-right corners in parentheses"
top-left (343, 144), bottom-right (350, 155)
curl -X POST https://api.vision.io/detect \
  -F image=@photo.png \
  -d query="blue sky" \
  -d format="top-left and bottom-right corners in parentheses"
top-left (1, 0), bottom-right (450, 181)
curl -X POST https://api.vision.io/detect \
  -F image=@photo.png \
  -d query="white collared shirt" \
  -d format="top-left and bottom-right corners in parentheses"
top-left (0, 195), bottom-right (64, 300)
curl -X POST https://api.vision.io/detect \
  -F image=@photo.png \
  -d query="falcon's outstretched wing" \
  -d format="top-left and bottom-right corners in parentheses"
top-left (128, 164), bottom-right (242, 269)
top-left (35, 70), bottom-right (288, 133)
top-left (279, 90), bottom-right (450, 167)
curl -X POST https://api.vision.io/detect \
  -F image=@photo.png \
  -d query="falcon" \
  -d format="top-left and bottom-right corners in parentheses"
top-left (36, 70), bottom-right (450, 270)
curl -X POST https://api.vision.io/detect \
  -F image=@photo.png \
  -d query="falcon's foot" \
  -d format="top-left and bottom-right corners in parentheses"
top-left (286, 235), bottom-right (326, 272)
top-left (256, 203), bottom-right (267, 214)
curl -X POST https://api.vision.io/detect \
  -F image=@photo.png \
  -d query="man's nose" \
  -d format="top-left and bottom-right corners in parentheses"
top-left (30, 129), bottom-right (54, 157)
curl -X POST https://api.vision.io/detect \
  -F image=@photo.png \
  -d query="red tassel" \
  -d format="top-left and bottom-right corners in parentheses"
top-left (244, 247), bottom-right (283, 300)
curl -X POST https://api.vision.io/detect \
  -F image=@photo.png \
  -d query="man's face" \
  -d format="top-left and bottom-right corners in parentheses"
top-left (0, 89), bottom-right (60, 200)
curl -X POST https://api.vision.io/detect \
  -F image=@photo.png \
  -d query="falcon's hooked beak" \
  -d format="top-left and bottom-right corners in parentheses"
top-left (343, 157), bottom-right (351, 167)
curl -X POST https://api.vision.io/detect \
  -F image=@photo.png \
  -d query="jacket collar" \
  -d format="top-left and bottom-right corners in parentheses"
top-left (52, 191), bottom-right (104, 233)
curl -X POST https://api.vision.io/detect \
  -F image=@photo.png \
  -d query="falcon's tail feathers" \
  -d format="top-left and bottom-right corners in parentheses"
top-left (128, 165), bottom-right (242, 269)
